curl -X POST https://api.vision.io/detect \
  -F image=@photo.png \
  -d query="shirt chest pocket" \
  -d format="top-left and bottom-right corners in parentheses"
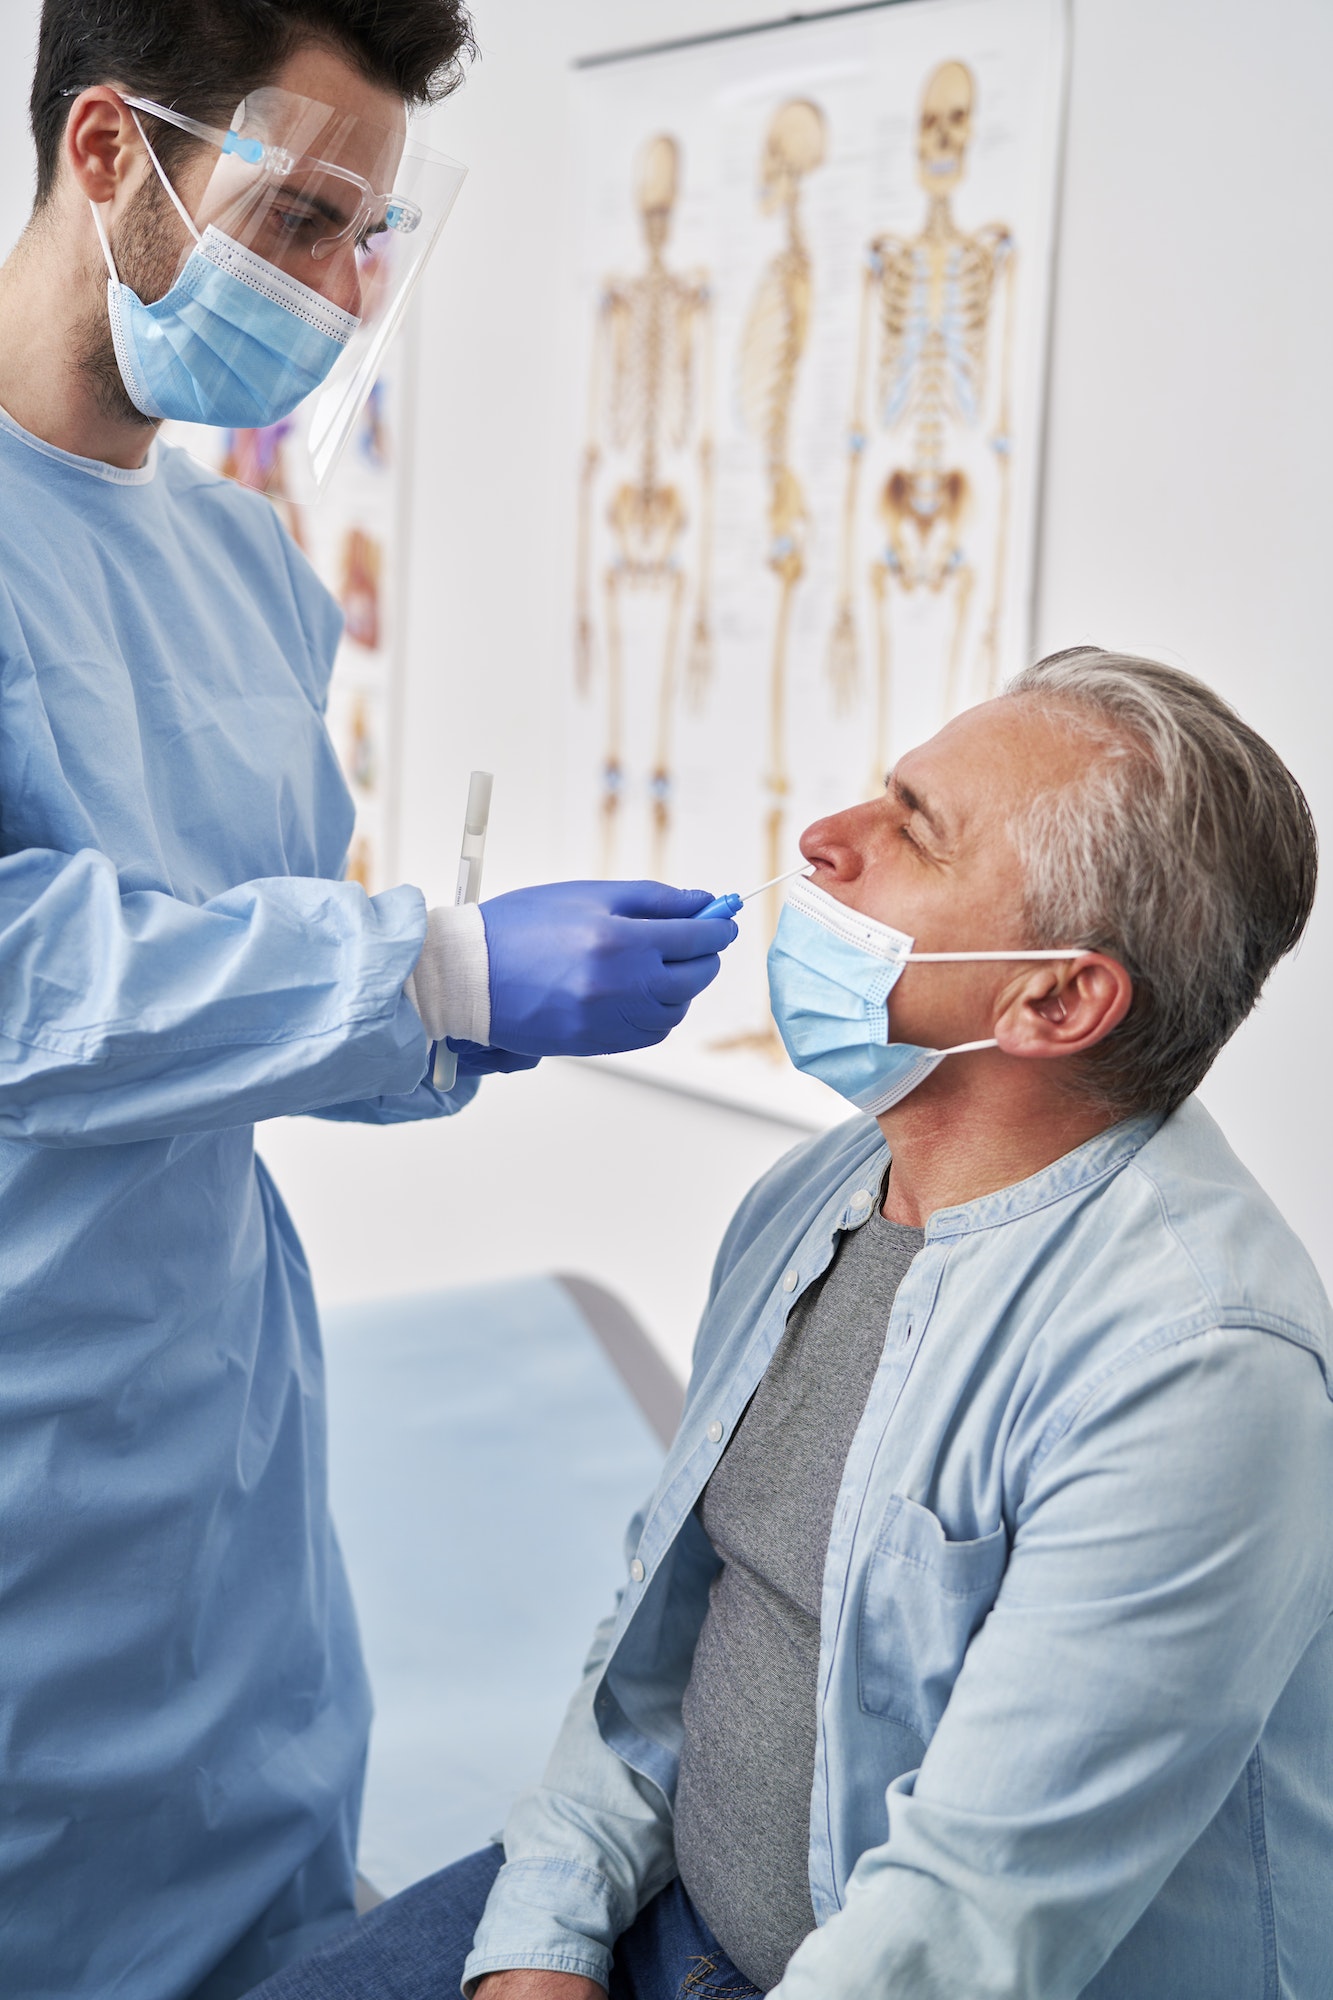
top-left (856, 1494), bottom-right (1008, 1740)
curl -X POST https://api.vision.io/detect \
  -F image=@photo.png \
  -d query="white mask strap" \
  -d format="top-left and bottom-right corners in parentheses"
top-left (913, 952), bottom-right (1084, 1061)
top-left (129, 108), bottom-right (202, 244)
top-left (908, 949), bottom-right (1086, 962)
top-left (89, 198), bottom-right (119, 283)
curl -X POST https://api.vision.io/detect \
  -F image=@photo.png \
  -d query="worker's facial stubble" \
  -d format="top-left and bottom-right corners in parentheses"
top-left (75, 157), bottom-right (199, 427)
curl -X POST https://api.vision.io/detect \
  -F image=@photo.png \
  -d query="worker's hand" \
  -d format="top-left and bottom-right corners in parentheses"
top-left (472, 1975), bottom-right (606, 2000)
top-left (446, 1039), bottom-right (542, 1077)
top-left (481, 880), bottom-right (737, 1058)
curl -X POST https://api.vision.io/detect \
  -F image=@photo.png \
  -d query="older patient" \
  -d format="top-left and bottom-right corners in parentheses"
top-left (256, 649), bottom-right (1332, 2000)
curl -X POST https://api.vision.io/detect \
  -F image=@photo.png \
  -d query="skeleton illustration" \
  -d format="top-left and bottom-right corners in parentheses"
top-left (828, 60), bottom-right (1016, 787)
top-left (220, 420), bottom-right (307, 551)
top-left (339, 528), bottom-right (383, 652)
top-left (714, 98), bottom-right (826, 1061)
top-left (575, 134), bottom-right (714, 875)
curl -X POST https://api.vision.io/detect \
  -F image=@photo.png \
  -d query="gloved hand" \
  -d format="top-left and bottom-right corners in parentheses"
top-left (446, 1040), bottom-right (541, 1078)
top-left (481, 880), bottom-right (738, 1058)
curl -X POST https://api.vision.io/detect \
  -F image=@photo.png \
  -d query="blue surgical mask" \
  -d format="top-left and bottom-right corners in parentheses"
top-left (767, 874), bottom-right (1081, 1116)
top-left (89, 115), bottom-right (358, 429)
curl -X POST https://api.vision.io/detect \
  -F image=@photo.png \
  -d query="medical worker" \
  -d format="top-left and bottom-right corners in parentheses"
top-left (0, 5), bottom-right (735, 1997)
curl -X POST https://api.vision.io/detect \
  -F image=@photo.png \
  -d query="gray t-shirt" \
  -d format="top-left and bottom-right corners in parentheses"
top-left (674, 1204), bottom-right (925, 1990)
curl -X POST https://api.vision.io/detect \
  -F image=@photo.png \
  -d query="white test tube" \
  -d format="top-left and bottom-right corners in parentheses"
top-left (432, 769), bottom-right (494, 1091)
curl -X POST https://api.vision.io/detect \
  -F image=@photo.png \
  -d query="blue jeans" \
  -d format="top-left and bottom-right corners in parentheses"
top-left (244, 1844), bottom-right (765, 2000)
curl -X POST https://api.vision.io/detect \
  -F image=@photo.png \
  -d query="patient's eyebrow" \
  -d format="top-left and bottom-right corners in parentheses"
top-left (891, 774), bottom-right (950, 842)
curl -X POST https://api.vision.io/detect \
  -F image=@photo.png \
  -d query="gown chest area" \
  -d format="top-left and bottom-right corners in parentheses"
top-left (0, 469), bottom-right (351, 902)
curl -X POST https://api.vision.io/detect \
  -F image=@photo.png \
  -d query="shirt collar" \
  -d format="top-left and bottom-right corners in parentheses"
top-left (0, 400), bottom-right (159, 485)
top-left (825, 1109), bottom-right (1166, 1242)
top-left (923, 1111), bottom-right (1166, 1238)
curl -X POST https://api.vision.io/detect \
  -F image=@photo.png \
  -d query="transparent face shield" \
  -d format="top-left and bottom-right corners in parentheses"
top-left (124, 87), bottom-right (466, 490)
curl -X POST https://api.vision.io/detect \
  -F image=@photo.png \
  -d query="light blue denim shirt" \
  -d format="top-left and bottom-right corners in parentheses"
top-left (464, 1099), bottom-right (1333, 1999)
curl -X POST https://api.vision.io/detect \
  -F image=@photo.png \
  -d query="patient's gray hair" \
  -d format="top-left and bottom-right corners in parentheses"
top-left (1004, 648), bottom-right (1317, 1116)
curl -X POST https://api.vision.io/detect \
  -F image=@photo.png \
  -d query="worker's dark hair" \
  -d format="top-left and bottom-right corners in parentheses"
top-left (29, 0), bottom-right (476, 206)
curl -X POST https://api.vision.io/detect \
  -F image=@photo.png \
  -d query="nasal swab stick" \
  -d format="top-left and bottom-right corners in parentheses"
top-left (433, 769), bottom-right (493, 1090)
top-left (692, 862), bottom-right (813, 922)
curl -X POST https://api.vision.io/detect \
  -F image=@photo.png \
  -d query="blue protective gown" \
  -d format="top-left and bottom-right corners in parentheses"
top-left (0, 407), bottom-right (474, 1999)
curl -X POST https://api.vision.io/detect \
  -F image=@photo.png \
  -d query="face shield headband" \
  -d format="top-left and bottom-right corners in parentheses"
top-left (767, 874), bottom-right (1086, 1116)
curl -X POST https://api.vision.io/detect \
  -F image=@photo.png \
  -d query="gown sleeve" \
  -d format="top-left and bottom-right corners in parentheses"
top-left (307, 1070), bottom-right (481, 1124)
top-left (0, 842), bottom-right (438, 1144)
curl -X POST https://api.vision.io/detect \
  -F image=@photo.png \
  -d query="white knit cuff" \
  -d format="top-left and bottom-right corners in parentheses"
top-left (403, 902), bottom-right (492, 1046)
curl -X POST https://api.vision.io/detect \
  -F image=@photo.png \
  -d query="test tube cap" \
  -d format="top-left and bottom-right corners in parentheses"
top-left (464, 770), bottom-right (494, 835)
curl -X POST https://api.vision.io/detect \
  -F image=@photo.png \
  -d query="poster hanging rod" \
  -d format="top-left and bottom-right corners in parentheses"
top-left (574, 0), bottom-right (911, 71)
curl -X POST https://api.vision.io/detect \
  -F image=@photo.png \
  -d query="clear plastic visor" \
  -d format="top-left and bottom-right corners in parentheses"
top-left (127, 86), bottom-right (466, 488)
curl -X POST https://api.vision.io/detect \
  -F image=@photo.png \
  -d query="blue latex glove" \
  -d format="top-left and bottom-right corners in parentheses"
top-left (481, 880), bottom-right (738, 1058)
top-left (447, 1039), bottom-right (541, 1077)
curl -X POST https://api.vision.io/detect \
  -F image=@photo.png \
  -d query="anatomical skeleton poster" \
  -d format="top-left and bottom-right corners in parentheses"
top-left (561, 0), bottom-right (1067, 1124)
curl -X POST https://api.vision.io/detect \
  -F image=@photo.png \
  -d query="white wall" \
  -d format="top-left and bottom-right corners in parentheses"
top-left (3, 0), bottom-right (1331, 1375)
top-left (0, 0), bottom-right (38, 250)
top-left (1035, 0), bottom-right (1333, 1273)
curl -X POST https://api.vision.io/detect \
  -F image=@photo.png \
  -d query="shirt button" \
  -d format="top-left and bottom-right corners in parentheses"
top-left (850, 1188), bottom-right (873, 1214)
top-left (782, 1268), bottom-right (799, 1293)
top-left (629, 1558), bottom-right (645, 1583)
top-left (707, 1420), bottom-right (724, 1443)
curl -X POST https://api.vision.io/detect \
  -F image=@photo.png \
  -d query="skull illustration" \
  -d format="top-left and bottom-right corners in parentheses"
top-left (916, 60), bottom-right (975, 195)
top-left (758, 98), bottom-right (827, 215)
top-left (636, 133), bottom-right (680, 253)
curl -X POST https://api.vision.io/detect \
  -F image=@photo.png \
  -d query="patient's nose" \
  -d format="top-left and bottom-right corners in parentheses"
top-left (799, 805), bottom-right (871, 885)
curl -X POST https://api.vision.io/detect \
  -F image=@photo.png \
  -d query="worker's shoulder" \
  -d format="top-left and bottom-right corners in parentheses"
top-left (156, 441), bottom-right (343, 666)
top-left (156, 436), bottom-right (279, 531)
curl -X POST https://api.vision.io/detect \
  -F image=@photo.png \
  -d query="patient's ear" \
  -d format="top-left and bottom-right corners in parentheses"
top-left (992, 954), bottom-right (1133, 1061)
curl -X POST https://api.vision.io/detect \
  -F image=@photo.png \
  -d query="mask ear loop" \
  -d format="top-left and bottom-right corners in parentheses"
top-left (88, 107), bottom-right (202, 284)
top-left (904, 949), bottom-right (1087, 1063)
top-left (128, 107), bottom-right (202, 244)
top-left (906, 949), bottom-right (1086, 962)
top-left (89, 198), bottom-right (120, 282)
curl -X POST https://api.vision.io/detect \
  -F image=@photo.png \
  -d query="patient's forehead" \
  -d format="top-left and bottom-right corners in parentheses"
top-left (896, 696), bottom-right (1095, 835)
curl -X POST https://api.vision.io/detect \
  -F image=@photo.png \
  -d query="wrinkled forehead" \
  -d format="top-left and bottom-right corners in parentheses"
top-left (897, 697), bottom-right (1096, 841)
top-left (233, 85), bottom-right (407, 186)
